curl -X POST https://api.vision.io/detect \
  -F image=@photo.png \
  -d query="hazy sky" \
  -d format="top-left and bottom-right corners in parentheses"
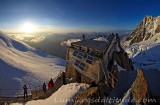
top-left (0, 0), bottom-right (160, 33)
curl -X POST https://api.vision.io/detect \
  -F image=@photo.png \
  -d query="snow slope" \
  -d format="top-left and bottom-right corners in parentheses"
top-left (124, 43), bottom-right (160, 71)
top-left (123, 32), bottom-right (160, 71)
top-left (12, 83), bottom-right (89, 105)
top-left (122, 16), bottom-right (160, 71)
top-left (119, 89), bottom-right (131, 105)
top-left (0, 32), bottom-right (65, 96)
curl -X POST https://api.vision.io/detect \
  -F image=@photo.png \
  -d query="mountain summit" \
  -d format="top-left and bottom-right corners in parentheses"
top-left (122, 16), bottom-right (160, 71)
top-left (123, 16), bottom-right (160, 46)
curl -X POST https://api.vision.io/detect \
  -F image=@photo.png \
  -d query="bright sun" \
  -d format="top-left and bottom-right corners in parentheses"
top-left (21, 22), bottom-right (36, 33)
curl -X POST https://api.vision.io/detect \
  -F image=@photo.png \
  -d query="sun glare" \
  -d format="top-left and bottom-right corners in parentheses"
top-left (21, 22), bottom-right (36, 33)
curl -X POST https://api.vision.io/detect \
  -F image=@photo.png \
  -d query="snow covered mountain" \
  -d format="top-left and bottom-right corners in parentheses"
top-left (123, 16), bottom-right (160, 46)
top-left (0, 32), bottom-right (65, 96)
top-left (122, 16), bottom-right (160, 70)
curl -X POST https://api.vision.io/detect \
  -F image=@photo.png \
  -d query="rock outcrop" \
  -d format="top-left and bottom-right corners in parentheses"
top-left (106, 34), bottom-right (134, 88)
top-left (73, 87), bottom-right (104, 105)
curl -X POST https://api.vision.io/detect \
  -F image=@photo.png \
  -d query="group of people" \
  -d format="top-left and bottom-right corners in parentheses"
top-left (23, 71), bottom-right (66, 99)
top-left (43, 78), bottom-right (54, 94)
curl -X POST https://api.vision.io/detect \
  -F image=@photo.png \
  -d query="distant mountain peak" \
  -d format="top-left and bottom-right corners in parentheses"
top-left (123, 16), bottom-right (160, 71)
top-left (123, 16), bottom-right (160, 46)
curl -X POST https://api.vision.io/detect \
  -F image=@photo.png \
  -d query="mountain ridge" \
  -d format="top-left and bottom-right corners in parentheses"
top-left (123, 15), bottom-right (160, 46)
top-left (122, 16), bottom-right (160, 71)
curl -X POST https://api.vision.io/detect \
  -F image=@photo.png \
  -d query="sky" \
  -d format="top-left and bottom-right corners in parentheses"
top-left (0, 0), bottom-right (160, 33)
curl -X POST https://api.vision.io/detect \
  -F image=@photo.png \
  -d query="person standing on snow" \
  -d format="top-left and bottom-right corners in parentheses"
top-left (43, 82), bottom-right (47, 94)
top-left (23, 85), bottom-right (28, 99)
top-left (50, 78), bottom-right (54, 88)
top-left (62, 72), bottom-right (66, 85)
top-left (82, 34), bottom-right (85, 41)
top-left (48, 81), bottom-right (52, 94)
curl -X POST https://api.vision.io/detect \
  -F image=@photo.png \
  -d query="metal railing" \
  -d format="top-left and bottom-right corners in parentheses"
top-left (0, 71), bottom-right (63, 98)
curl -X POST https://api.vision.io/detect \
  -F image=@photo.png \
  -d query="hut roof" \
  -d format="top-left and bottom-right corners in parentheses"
top-left (71, 40), bottom-right (109, 52)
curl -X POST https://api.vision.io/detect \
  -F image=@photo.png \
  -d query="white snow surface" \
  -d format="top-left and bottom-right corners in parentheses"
top-left (0, 32), bottom-right (65, 96)
top-left (116, 43), bottom-right (121, 52)
top-left (114, 60), bottom-right (126, 71)
top-left (12, 83), bottom-right (89, 105)
top-left (119, 89), bottom-right (131, 105)
top-left (124, 36), bottom-right (160, 70)
top-left (122, 16), bottom-right (160, 71)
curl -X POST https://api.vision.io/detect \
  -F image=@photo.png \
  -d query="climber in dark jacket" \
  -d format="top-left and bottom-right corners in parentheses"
top-left (23, 85), bottom-right (28, 99)
top-left (62, 72), bottom-right (66, 85)
top-left (82, 34), bottom-right (85, 41)
top-left (43, 82), bottom-right (47, 94)
top-left (50, 78), bottom-right (54, 87)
